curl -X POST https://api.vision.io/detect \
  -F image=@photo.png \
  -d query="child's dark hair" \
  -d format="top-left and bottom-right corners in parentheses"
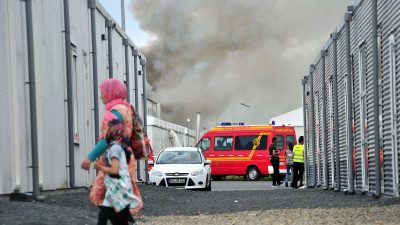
top-left (106, 119), bottom-right (132, 163)
top-left (288, 142), bottom-right (294, 150)
top-left (106, 119), bottom-right (124, 143)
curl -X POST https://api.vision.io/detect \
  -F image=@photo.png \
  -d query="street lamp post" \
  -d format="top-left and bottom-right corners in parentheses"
top-left (186, 118), bottom-right (191, 146)
top-left (237, 102), bottom-right (250, 124)
top-left (240, 102), bottom-right (250, 108)
top-left (196, 112), bottom-right (201, 141)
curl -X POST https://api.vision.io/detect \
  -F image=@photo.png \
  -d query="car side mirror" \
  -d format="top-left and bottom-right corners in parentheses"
top-left (204, 160), bottom-right (212, 165)
top-left (148, 160), bottom-right (154, 165)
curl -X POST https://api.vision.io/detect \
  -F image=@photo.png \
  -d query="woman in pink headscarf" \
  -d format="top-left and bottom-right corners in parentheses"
top-left (81, 78), bottom-right (143, 216)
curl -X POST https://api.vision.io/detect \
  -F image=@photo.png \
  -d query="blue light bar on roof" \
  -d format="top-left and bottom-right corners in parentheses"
top-left (220, 122), bottom-right (231, 126)
top-left (219, 122), bottom-right (245, 126)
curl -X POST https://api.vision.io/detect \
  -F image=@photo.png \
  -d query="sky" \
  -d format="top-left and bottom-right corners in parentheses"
top-left (99, 0), bottom-right (353, 129)
top-left (98, 0), bottom-right (152, 47)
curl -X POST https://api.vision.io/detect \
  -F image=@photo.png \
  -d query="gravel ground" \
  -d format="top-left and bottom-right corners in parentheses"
top-left (1, 183), bottom-right (400, 224)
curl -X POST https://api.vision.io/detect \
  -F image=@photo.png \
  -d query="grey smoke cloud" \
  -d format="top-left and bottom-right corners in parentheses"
top-left (130, 0), bottom-right (352, 129)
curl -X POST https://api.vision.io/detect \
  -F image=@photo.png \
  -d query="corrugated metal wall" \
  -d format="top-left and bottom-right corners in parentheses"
top-left (305, 74), bottom-right (315, 187)
top-left (336, 22), bottom-right (348, 191)
top-left (378, 0), bottom-right (400, 197)
top-left (313, 59), bottom-right (324, 187)
top-left (364, 0), bottom-right (379, 195)
top-left (303, 0), bottom-right (400, 197)
top-left (325, 43), bottom-right (335, 189)
top-left (350, 0), bottom-right (372, 193)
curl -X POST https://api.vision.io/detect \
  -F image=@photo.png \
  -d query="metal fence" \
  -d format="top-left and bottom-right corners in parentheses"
top-left (302, 0), bottom-right (399, 197)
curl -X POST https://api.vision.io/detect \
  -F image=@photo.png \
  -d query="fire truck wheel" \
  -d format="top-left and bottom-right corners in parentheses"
top-left (211, 175), bottom-right (223, 181)
top-left (247, 166), bottom-right (260, 181)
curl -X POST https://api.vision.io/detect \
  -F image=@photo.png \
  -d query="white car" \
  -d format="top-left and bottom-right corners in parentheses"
top-left (148, 147), bottom-right (212, 191)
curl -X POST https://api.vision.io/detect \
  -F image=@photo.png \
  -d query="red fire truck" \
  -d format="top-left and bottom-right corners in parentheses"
top-left (195, 124), bottom-right (296, 181)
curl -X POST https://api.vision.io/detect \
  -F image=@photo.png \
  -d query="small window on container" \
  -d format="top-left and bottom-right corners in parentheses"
top-left (214, 136), bottom-right (233, 150)
top-left (235, 135), bottom-right (267, 150)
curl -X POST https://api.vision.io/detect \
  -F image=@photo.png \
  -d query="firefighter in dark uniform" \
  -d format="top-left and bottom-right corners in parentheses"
top-left (269, 137), bottom-right (282, 187)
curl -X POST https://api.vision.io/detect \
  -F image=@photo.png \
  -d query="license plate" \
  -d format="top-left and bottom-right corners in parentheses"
top-left (169, 178), bottom-right (185, 184)
top-left (280, 162), bottom-right (284, 165)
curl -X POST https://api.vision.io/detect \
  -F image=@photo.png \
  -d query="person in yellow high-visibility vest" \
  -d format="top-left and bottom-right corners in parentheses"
top-left (291, 136), bottom-right (304, 189)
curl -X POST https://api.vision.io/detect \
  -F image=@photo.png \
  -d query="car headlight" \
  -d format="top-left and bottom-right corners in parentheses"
top-left (151, 170), bottom-right (164, 177)
top-left (191, 169), bottom-right (204, 176)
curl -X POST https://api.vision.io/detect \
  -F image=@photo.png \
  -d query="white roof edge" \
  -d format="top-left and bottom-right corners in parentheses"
top-left (269, 107), bottom-right (303, 126)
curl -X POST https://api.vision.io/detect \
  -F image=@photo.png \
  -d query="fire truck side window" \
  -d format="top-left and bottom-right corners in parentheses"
top-left (197, 138), bottom-right (210, 151)
top-left (214, 136), bottom-right (233, 150)
top-left (275, 135), bottom-right (284, 149)
top-left (286, 135), bottom-right (295, 149)
top-left (234, 135), bottom-right (267, 150)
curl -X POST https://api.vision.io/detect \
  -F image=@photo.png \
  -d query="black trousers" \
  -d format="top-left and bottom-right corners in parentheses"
top-left (97, 205), bottom-right (135, 225)
top-left (292, 162), bottom-right (304, 188)
top-left (270, 157), bottom-right (280, 185)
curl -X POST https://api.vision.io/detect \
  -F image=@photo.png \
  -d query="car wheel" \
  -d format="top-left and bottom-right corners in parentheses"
top-left (211, 175), bottom-right (223, 181)
top-left (205, 176), bottom-right (212, 191)
top-left (247, 166), bottom-right (260, 181)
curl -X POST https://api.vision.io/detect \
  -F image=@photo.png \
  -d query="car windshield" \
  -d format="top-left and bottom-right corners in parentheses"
top-left (156, 151), bottom-right (202, 164)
